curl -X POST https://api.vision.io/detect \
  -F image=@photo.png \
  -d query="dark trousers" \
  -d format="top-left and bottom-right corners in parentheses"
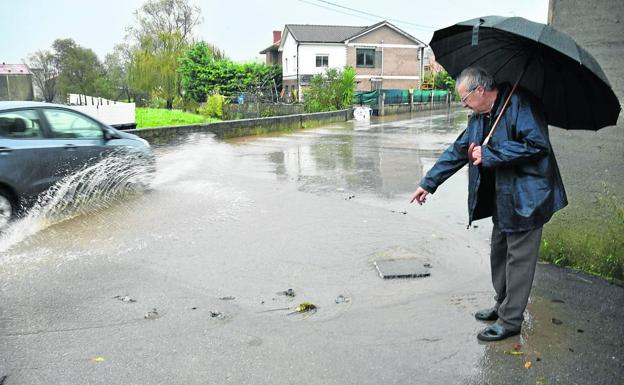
top-left (490, 223), bottom-right (543, 331)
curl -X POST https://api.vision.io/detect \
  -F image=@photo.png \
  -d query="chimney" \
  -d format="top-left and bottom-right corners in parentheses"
top-left (273, 30), bottom-right (282, 44)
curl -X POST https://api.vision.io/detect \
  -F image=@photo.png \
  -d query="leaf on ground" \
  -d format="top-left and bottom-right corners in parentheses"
top-left (503, 350), bottom-right (524, 356)
top-left (93, 357), bottom-right (106, 363)
top-left (294, 302), bottom-right (317, 313)
top-left (524, 361), bottom-right (532, 369)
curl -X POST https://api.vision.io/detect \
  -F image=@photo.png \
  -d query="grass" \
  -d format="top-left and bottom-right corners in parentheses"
top-left (541, 183), bottom-right (624, 281)
top-left (135, 108), bottom-right (220, 129)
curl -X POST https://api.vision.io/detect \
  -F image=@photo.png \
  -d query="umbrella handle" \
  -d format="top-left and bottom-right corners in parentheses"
top-left (482, 75), bottom-right (521, 147)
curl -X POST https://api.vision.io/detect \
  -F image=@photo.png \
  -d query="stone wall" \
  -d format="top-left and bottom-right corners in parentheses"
top-left (223, 103), bottom-right (304, 120)
top-left (378, 101), bottom-right (457, 115)
top-left (126, 110), bottom-right (350, 141)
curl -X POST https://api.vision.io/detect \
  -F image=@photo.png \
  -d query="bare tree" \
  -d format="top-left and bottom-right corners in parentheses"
top-left (27, 50), bottom-right (58, 102)
top-left (128, 0), bottom-right (202, 49)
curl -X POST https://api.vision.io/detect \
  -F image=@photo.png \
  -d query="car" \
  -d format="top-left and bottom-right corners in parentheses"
top-left (0, 101), bottom-right (154, 230)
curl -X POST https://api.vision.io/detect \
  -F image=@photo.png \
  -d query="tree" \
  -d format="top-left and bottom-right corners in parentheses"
top-left (27, 50), bottom-right (59, 102)
top-left (178, 41), bottom-right (227, 102)
top-left (52, 38), bottom-right (108, 99)
top-left (127, 0), bottom-right (201, 45)
top-left (178, 44), bottom-right (280, 103)
top-left (104, 44), bottom-right (133, 102)
top-left (126, 0), bottom-right (202, 108)
top-left (424, 69), bottom-right (455, 91)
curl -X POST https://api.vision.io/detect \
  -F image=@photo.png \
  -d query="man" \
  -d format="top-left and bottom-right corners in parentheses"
top-left (410, 67), bottom-right (567, 341)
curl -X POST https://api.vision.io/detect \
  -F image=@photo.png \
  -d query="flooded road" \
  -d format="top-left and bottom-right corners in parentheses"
top-left (1, 109), bottom-right (621, 385)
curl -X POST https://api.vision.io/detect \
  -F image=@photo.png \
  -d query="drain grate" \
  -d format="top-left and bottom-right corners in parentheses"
top-left (374, 258), bottom-right (431, 279)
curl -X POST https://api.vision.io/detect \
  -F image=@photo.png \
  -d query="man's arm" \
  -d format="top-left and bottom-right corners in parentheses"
top-left (481, 96), bottom-right (550, 168)
top-left (412, 128), bottom-right (470, 202)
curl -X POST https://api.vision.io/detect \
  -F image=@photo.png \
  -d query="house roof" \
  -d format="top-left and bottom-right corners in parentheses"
top-left (284, 24), bottom-right (368, 43)
top-left (0, 64), bottom-right (32, 75)
top-left (346, 20), bottom-right (426, 46)
top-left (259, 43), bottom-right (279, 54)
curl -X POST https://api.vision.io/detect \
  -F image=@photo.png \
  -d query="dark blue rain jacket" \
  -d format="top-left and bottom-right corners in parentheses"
top-left (419, 85), bottom-right (568, 233)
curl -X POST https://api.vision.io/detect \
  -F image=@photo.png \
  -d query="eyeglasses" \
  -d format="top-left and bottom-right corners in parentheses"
top-left (461, 88), bottom-right (476, 104)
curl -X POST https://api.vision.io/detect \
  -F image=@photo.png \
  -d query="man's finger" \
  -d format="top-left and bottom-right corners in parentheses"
top-left (468, 142), bottom-right (476, 161)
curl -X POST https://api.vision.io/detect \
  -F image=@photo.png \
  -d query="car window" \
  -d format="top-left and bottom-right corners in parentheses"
top-left (43, 109), bottom-right (103, 139)
top-left (0, 110), bottom-right (43, 139)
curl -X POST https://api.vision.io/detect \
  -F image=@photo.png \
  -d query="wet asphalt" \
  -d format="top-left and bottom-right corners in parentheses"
top-left (0, 108), bottom-right (622, 384)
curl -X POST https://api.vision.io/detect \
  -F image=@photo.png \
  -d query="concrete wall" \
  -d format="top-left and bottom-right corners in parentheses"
top-left (379, 101), bottom-right (457, 115)
top-left (549, 0), bottom-right (624, 108)
top-left (544, 0), bottom-right (624, 272)
top-left (126, 110), bottom-right (350, 141)
top-left (224, 103), bottom-right (304, 120)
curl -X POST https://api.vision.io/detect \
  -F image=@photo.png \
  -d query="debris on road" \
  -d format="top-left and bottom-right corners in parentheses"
top-left (144, 308), bottom-right (160, 320)
top-left (345, 195), bottom-right (356, 200)
top-left (277, 288), bottom-right (296, 297)
top-left (209, 311), bottom-right (226, 320)
top-left (390, 210), bottom-right (407, 215)
top-left (288, 302), bottom-right (317, 316)
top-left (503, 350), bottom-right (524, 356)
top-left (114, 295), bottom-right (136, 303)
top-left (93, 357), bottom-right (106, 363)
top-left (335, 294), bottom-right (350, 304)
top-left (524, 361), bottom-right (533, 369)
top-left (551, 318), bottom-right (563, 325)
top-left (219, 296), bottom-right (236, 301)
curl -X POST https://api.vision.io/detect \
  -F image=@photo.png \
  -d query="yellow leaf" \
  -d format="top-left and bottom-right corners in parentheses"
top-left (524, 361), bottom-right (532, 369)
top-left (94, 357), bottom-right (106, 362)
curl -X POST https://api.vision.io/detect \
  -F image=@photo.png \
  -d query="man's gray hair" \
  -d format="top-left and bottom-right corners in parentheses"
top-left (456, 67), bottom-right (496, 92)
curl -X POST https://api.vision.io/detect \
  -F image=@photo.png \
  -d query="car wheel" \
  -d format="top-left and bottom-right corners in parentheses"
top-left (0, 190), bottom-right (14, 230)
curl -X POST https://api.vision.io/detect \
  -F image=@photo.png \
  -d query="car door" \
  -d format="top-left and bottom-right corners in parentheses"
top-left (0, 108), bottom-right (64, 203)
top-left (40, 107), bottom-right (109, 176)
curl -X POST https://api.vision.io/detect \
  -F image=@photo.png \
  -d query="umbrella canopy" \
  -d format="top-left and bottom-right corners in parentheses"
top-left (430, 15), bottom-right (620, 130)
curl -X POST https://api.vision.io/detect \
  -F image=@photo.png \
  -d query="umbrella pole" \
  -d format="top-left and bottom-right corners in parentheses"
top-left (482, 70), bottom-right (525, 146)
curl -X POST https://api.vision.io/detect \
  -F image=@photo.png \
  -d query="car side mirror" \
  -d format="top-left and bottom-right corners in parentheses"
top-left (103, 128), bottom-right (121, 140)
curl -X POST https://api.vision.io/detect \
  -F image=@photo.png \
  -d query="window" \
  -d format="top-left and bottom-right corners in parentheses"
top-left (0, 110), bottom-right (43, 138)
top-left (43, 109), bottom-right (103, 139)
top-left (316, 55), bottom-right (329, 67)
top-left (356, 48), bottom-right (375, 67)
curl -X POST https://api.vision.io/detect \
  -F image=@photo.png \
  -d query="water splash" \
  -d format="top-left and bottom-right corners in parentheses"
top-left (0, 150), bottom-right (154, 253)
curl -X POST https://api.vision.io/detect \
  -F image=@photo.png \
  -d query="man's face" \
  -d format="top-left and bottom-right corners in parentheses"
top-left (458, 81), bottom-right (485, 113)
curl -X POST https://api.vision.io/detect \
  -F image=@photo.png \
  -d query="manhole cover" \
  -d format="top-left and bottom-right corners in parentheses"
top-left (374, 258), bottom-right (431, 279)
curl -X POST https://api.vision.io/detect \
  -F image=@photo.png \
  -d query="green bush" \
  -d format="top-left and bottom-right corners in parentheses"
top-left (303, 67), bottom-right (356, 113)
top-left (198, 94), bottom-right (226, 118)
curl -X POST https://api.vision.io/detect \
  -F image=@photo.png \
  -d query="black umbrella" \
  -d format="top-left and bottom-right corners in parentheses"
top-left (430, 15), bottom-right (620, 131)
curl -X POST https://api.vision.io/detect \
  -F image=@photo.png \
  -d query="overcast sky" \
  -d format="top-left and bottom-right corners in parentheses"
top-left (0, 0), bottom-right (549, 65)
